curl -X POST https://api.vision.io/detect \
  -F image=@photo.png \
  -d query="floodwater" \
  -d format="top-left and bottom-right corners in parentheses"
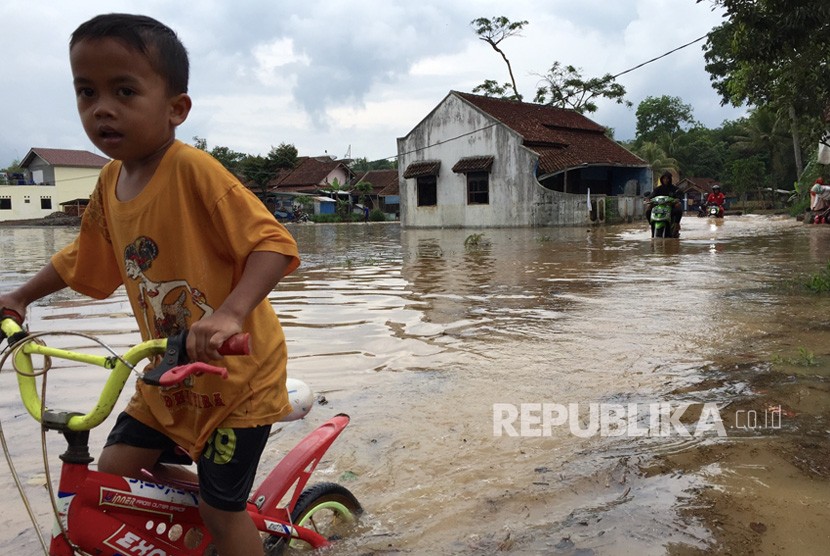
top-left (2, 215), bottom-right (830, 555)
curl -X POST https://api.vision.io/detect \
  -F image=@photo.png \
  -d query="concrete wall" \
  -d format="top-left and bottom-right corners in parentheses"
top-left (397, 93), bottom-right (593, 229)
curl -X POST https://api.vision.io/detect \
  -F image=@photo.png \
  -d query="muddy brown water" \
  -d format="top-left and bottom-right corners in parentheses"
top-left (1, 215), bottom-right (830, 555)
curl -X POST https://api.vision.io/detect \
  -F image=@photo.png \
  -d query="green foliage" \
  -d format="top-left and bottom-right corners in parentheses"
top-left (190, 137), bottom-right (297, 189)
top-left (472, 79), bottom-right (522, 101)
top-left (464, 233), bottom-right (490, 248)
top-left (470, 16), bottom-right (628, 110)
top-left (267, 143), bottom-right (298, 169)
top-left (672, 127), bottom-right (728, 179)
top-left (701, 0), bottom-right (830, 146)
top-left (772, 347), bottom-right (817, 367)
top-left (353, 180), bottom-right (373, 208)
top-left (351, 157), bottom-right (397, 171)
top-left (470, 16), bottom-right (527, 101)
top-left (630, 142), bottom-right (679, 184)
top-left (635, 96), bottom-right (697, 145)
top-left (533, 62), bottom-right (631, 114)
top-left (805, 261), bottom-right (830, 293)
top-left (725, 155), bottom-right (766, 199)
top-left (369, 208), bottom-right (386, 221)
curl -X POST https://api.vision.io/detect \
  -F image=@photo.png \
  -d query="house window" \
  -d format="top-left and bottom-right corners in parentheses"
top-left (0, 197), bottom-right (11, 210)
top-left (417, 175), bottom-right (437, 206)
top-left (41, 197), bottom-right (52, 210)
top-left (467, 172), bottom-right (489, 205)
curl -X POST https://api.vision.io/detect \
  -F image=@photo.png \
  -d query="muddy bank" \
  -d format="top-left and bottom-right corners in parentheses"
top-left (643, 354), bottom-right (830, 554)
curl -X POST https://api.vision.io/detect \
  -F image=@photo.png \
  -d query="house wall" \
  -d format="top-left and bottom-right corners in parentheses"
top-left (0, 166), bottom-right (100, 221)
top-left (26, 157), bottom-right (57, 184)
top-left (397, 94), bottom-right (594, 228)
top-left (323, 168), bottom-right (350, 188)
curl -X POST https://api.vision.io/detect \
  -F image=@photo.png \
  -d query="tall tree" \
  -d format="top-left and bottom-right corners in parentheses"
top-left (729, 106), bottom-right (795, 183)
top-left (635, 96), bottom-right (696, 146)
top-left (470, 16), bottom-right (528, 101)
top-left (700, 0), bottom-right (830, 172)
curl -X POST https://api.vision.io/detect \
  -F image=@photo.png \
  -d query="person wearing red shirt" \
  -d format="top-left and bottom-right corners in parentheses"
top-left (705, 184), bottom-right (725, 217)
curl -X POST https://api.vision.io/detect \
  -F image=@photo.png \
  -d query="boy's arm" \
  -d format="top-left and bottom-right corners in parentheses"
top-left (0, 262), bottom-right (68, 322)
top-left (186, 251), bottom-right (293, 362)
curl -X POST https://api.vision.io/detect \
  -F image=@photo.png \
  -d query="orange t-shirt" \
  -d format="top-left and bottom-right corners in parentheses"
top-left (52, 141), bottom-right (300, 458)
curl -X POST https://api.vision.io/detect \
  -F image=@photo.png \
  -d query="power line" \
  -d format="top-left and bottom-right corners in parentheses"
top-left (611, 34), bottom-right (709, 80)
top-left (372, 33), bottom-right (711, 162)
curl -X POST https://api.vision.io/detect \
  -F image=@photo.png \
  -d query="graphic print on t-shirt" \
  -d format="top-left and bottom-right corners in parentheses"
top-left (123, 236), bottom-right (215, 338)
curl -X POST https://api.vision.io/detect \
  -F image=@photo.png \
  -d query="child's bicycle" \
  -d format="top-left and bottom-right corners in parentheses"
top-left (0, 309), bottom-right (362, 555)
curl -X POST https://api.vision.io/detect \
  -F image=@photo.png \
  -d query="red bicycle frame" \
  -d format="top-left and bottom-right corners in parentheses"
top-left (48, 415), bottom-right (350, 555)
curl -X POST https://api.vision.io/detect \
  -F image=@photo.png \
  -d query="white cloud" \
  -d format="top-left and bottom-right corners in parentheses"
top-left (1, 0), bottom-right (746, 166)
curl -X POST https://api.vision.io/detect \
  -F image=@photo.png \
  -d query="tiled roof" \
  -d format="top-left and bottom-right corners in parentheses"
top-left (268, 156), bottom-right (351, 189)
top-left (452, 156), bottom-right (494, 173)
top-left (454, 92), bottom-right (645, 175)
top-left (22, 148), bottom-right (109, 168)
top-left (403, 160), bottom-right (440, 179)
top-left (678, 177), bottom-right (720, 195)
top-left (355, 169), bottom-right (399, 196)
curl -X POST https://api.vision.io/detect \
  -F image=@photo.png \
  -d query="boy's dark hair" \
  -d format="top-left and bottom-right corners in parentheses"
top-left (70, 13), bottom-right (189, 95)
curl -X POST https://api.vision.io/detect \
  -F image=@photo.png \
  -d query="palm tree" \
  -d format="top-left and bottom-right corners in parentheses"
top-left (730, 107), bottom-right (795, 186)
top-left (632, 142), bottom-right (679, 185)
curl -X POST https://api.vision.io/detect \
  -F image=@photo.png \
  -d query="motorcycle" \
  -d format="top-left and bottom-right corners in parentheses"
top-left (706, 204), bottom-right (724, 218)
top-left (647, 195), bottom-right (679, 238)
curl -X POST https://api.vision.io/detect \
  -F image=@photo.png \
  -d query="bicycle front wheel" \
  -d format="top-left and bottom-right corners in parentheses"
top-left (264, 482), bottom-right (362, 554)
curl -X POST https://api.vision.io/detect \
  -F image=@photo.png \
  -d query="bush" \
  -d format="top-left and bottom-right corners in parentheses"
top-left (369, 209), bottom-right (386, 221)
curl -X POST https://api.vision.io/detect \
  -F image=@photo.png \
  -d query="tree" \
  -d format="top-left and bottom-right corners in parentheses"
top-left (470, 16), bottom-right (528, 101)
top-left (267, 143), bottom-right (298, 169)
top-left (472, 79), bottom-right (521, 101)
top-left (725, 155), bottom-right (766, 207)
top-left (669, 127), bottom-right (726, 179)
top-left (470, 16), bottom-right (629, 110)
top-left (635, 96), bottom-right (696, 146)
top-left (323, 178), bottom-right (350, 218)
top-left (700, 0), bottom-right (830, 170)
top-left (631, 142), bottom-right (679, 186)
top-left (192, 136), bottom-right (246, 173)
top-left (729, 106), bottom-right (796, 185)
top-left (532, 62), bottom-right (631, 114)
top-left (351, 157), bottom-right (396, 172)
top-left (353, 180), bottom-right (374, 209)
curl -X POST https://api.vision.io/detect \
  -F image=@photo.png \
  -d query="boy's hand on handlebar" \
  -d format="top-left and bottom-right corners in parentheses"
top-left (186, 312), bottom-right (244, 362)
top-left (0, 294), bottom-right (27, 325)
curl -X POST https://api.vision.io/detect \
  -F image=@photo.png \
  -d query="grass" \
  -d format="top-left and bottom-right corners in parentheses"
top-left (805, 261), bottom-right (830, 293)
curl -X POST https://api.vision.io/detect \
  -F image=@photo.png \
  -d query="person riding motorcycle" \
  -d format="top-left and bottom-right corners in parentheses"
top-left (705, 184), bottom-right (725, 216)
top-left (646, 172), bottom-right (683, 235)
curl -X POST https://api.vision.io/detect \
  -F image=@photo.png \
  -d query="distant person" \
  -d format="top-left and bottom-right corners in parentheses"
top-left (810, 177), bottom-right (830, 222)
top-left (706, 184), bottom-right (726, 216)
top-left (646, 171), bottom-right (683, 230)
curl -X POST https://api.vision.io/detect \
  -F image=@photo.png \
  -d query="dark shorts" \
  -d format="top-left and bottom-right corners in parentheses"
top-left (105, 412), bottom-right (271, 512)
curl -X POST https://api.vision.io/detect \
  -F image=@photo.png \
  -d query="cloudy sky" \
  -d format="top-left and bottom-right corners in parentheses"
top-left (1, 0), bottom-right (745, 166)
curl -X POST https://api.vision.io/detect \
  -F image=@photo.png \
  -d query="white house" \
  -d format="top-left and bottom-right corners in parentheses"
top-left (397, 91), bottom-right (651, 228)
top-left (1, 147), bottom-right (109, 221)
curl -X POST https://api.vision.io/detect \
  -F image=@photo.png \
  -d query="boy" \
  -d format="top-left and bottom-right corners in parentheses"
top-left (0, 13), bottom-right (299, 556)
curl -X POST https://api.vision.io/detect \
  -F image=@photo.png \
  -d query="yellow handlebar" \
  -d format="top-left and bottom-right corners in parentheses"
top-left (1, 317), bottom-right (167, 431)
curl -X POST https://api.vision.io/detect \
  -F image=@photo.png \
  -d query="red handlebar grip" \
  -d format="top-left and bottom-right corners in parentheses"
top-left (218, 333), bottom-right (251, 356)
top-left (0, 308), bottom-right (24, 324)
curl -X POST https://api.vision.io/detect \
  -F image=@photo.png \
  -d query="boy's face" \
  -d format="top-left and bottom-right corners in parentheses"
top-left (70, 37), bottom-right (190, 164)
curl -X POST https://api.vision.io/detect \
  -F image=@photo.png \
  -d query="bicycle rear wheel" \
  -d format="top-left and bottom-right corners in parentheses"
top-left (264, 482), bottom-right (362, 555)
